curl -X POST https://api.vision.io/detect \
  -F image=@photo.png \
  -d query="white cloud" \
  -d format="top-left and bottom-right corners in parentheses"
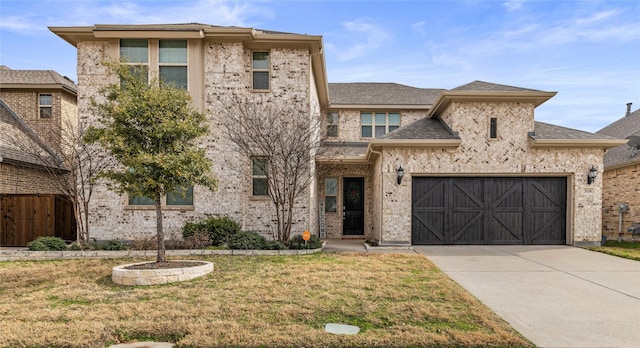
top-left (411, 21), bottom-right (427, 35)
top-left (331, 18), bottom-right (392, 61)
top-left (503, 0), bottom-right (525, 12)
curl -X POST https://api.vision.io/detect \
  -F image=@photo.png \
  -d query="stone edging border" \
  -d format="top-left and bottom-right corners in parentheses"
top-left (363, 242), bottom-right (414, 251)
top-left (112, 260), bottom-right (214, 285)
top-left (0, 244), bottom-right (325, 262)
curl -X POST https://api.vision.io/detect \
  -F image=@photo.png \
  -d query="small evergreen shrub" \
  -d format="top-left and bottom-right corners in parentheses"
top-left (182, 216), bottom-right (240, 246)
top-left (264, 240), bottom-right (287, 250)
top-left (27, 237), bottom-right (67, 251)
top-left (227, 231), bottom-right (267, 250)
top-left (99, 240), bottom-right (126, 250)
top-left (288, 234), bottom-right (322, 250)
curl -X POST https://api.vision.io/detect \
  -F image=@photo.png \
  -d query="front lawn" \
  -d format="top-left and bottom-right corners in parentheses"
top-left (0, 253), bottom-right (532, 347)
top-left (587, 240), bottom-right (640, 261)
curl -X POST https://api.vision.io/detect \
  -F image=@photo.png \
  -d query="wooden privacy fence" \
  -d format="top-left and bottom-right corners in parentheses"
top-left (0, 194), bottom-right (76, 247)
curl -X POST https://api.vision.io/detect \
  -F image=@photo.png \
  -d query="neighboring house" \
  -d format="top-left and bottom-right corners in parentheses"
top-left (596, 103), bottom-right (640, 240)
top-left (50, 23), bottom-right (625, 246)
top-left (0, 100), bottom-right (74, 246)
top-left (0, 67), bottom-right (78, 246)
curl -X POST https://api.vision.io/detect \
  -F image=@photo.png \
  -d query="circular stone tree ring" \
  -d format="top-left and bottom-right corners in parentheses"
top-left (112, 260), bottom-right (214, 285)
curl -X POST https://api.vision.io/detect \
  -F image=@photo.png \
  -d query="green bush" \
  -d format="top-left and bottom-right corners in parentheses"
top-left (264, 240), bottom-right (287, 250)
top-left (27, 237), bottom-right (67, 251)
top-left (99, 240), bottom-right (127, 250)
top-left (182, 215), bottom-right (240, 246)
top-left (227, 231), bottom-right (267, 250)
top-left (288, 234), bottom-right (322, 249)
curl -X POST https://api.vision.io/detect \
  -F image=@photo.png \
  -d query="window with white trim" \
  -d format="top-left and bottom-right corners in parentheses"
top-left (159, 39), bottom-right (187, 89)
top-left (128, 185), bottom-right (194, 206)
top-left (120, 39), bottom-right (149, 83)
top-left (324, 178), bottom-right (337, 212)
top-left (327, 112), bottom-right (339, 137)
top-left (252, 158), bottom-right (269, 196)
top-left (39, 93), bottom-right (52, 118)
top-left (361, 112), bottom-right (400, 138)
top-left (252, 51), bottom-right (270, 90)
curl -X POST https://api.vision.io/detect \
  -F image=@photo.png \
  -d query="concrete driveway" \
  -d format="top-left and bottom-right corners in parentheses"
top-left (414, 245), bottom-right (640, 348)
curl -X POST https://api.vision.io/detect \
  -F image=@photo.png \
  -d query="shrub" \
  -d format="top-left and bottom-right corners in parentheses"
top-left (264, 240), bottom-right (287, 250)
top-left (27, 237), bottom-right (67, 251)
top-left (99, 240), bottom-right (127, 250)
top-left (288, 234), bottom-right (322, 249)
top-left (182, 216), bottom-right (240, 246)
top-left (228, 231), bottom-right (267, 250)
top-left (181, 231), bottom-right (212, 250)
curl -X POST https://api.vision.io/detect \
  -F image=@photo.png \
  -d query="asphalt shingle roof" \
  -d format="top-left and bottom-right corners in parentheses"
top-left (596, 108), bottom-right (640, 167)
top-left (328, 83), bottom-right (444, 105)
top-left (0, 66), bottom-right (77, 93)
top-left (376, 117), bottom-right (459, 140)
top-left (532, 121), bottom-right (620, 141)
top-left (452, 80), bottom-right (544, 92)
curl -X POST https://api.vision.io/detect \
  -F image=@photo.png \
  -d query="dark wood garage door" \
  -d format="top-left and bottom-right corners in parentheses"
top-left (412, 177), bottom-right (566, 245)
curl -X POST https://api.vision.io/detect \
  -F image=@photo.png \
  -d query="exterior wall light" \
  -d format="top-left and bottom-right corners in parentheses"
top-left (587, 165), bottom-right (598, 185)
top-left (397, 166), bottom-right (404, 185)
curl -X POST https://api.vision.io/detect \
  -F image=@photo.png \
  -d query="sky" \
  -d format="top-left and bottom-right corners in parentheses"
top-left (0, 0), bottom-right (639, 132)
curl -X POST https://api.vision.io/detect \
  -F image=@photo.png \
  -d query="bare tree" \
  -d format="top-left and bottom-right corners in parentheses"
top-left (8, 111), bottom-right (112, 244)
top-left (219, 94), bottom-right (325, 243)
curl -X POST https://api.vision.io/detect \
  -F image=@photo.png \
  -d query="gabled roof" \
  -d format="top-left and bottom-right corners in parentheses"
top-left (0, 99), bottom-right (66, 171)
top-left (596, 107), bottom-right (640, 168)
top-left (328, 83), bottom-right (444, 109)
top-left (0, 66), bottom-right (77, 94)
top-left (529, 121), bottom-right (626, 148)
top-left (376, 117), bottom-right (459, 141)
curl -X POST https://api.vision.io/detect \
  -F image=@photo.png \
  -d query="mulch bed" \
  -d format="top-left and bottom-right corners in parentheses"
top-left (124, 261), bottom-right (207, 270)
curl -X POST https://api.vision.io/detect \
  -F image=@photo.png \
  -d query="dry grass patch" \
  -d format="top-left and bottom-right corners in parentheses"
top-left (587, 240), bottom-right (640, 261)
top-left (0, 253), bottom-right (532, 347)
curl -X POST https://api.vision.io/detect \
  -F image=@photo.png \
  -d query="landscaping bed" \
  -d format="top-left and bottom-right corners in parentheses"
top-left (0, 253), bottom-right (533, 347)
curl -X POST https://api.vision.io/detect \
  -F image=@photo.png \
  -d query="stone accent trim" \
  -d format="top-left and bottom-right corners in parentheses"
top-left (112, 260), bottom-right (214, 285)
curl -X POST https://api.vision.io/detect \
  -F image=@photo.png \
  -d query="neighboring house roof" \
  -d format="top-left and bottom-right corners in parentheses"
top-left (452, 80), bottom-right (545, 92)
top-left (328, 83), bottom-right (444, 108)
top-left (596, 107), bottom-right (640, 168)
top-left (0, 66), bottom-right (77, 94)
top-left (0, 99), bottom-right (66, 171)
top-left (529, 121), bottom-right (626, 148)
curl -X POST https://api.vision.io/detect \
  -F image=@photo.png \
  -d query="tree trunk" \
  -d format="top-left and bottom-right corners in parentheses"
top-left (155, 192), bottom-right (165, 263)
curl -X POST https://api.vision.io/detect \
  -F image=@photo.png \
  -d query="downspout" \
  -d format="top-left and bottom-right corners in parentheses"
top-left (369, 147), bottom-right (384, 244)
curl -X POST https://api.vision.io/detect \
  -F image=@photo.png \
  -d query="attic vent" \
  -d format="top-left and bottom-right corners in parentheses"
top-left (626, 102), bottom-right (633, 117)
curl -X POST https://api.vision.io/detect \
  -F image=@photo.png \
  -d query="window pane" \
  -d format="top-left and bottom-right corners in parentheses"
top-left (159, 40), bottom-right (187, 63)
top-left (490, 118), bottom-right (498, 138)
top-left (388, 125), bottom-right (399, 132)
top-left (127, 65), bottom-right (149, 84)
top-left (375, 125), bottom-right (386, 137)
top-left (253, 178), bottom-right (268, 196)
top-left (129, 195), bottom-right (155, 205)
top-left (253, 71), bottom-right (269, 89)
top-left (360, 113), bottom-right (372, 125)
top-left (327, 125), bottom-right (338, 137)
top-left (160, 66), bottom-right (187, 89)
top-left (39, 94), bottom-right (52, 106)
top-left (389, 113), bottom-right (400, 125)
top-left (325, 178), bottom-right (337, 195)
top-left (375, 113), bottom-right (386, 125)
top-left (253, 52), bottom-right (269, 69)
top-left (166, 186), bottom-right (193, 205)
top-left (325, 196), bottom-right (337, 212)
top-left (327, 112), bottom-right (338, 124)
top-left (120, 39), bottom-right (148, 63)
top-left (40, 107), bottom-right (52, 118)
top-left (253, 158), bottom-right (268, 176)
top-left (361, 125), bottom-right (372, 138)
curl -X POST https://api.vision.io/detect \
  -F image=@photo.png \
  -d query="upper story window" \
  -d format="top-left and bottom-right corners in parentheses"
top-left (252, 158), bottom-right (269, 196)
top-left (326, 112), bottom-right (339, 137)
top-left (159, 39), bottom-right (187, 89)
top-left (39, 93), bottom-right (52, 118)
top-left (120, 39), bottom-right (149, 83)
top-left (361, 112), bottom-right (400, 138)
top-left (490, 117), bottom-right (498, 139)
top-left (252, 51), bottom-right (270, 90)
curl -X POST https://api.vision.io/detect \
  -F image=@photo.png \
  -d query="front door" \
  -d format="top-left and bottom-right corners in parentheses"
top-left (343, 178), bottom-right (364, 235)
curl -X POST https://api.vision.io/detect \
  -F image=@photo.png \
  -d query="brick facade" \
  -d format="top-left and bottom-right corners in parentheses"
top-left (0, 163), bottom-right (62, 194)
top-left (602, 163), bottom-right (640, 240)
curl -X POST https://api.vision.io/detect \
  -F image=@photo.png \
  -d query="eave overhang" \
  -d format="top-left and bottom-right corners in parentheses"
top-left (0, 83), bottom-right (77, 95)
top-left (603, 157), bottom-right (640, 171)
top-left (329, 104), bottom-right (432, 111)
top-left (315, 139), bottom-right (461, 164)
top-left (528, 138), bottom-right (628, 148)
top-left (428, 90), bottom-right (557, 117)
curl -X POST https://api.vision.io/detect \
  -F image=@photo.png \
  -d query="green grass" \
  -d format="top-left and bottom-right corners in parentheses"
top-left (587, 240), bottom-right (640, 261)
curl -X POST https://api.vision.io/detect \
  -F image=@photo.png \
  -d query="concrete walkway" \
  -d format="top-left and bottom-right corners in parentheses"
top-left (414, 245), bottom-right (640, 348)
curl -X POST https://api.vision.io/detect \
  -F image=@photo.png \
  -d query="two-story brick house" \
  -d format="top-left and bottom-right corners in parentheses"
top-left (0, 67), bottom-right (78, 245)
top-left (50, 23), bottom-right (625, 246)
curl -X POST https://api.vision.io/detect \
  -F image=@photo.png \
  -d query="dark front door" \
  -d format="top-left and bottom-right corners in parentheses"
top-left (343, 178), bottom-right (364, 235)
top-left (412, 177), bottom-right (566, 245)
